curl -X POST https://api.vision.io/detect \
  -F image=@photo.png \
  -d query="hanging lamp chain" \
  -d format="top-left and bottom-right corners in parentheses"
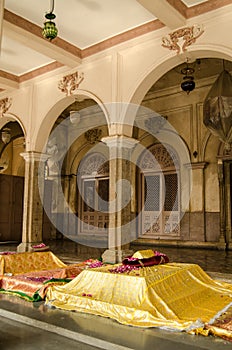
top-left (44, 0), bottom-right (56, 21)
top-left (49, 0), bottom-right (55, 14)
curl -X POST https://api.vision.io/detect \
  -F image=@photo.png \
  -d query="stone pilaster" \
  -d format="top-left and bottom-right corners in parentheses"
top-left (188, 162), bottom-right (207, 242)
top-left (17, 152), bottom-right (48, 252)
top-left (224, 161), bottom-right (232, 249)
top-left (101, 135), bottom-right (139, 263)
top-left (217, 159), bottom-right (226, 249)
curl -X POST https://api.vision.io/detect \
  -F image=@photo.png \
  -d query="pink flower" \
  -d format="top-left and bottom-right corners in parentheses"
top-left (154, 251), bottom-right (166, 257)
top-left (127, 257), bottom-right (138, 261)
top-left (32, 243), bottom-right (46, 249)
top-left (88, 261), bottom-right (103, 268)
top-left (82, 293), bottom-right (92, 297)
top-left (109, 264), bottom-right (139, 274)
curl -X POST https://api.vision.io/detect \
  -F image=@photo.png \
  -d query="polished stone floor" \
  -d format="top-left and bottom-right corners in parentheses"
top-left (0, 315), bottom-right (97, 350)
top-left (0, 294), bottom-right (231, 350)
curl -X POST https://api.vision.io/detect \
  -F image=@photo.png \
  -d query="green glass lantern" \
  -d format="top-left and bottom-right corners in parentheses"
top-left (42, 12), bottom-right (58, 41)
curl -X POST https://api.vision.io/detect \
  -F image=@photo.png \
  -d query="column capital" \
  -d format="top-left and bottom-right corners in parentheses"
top-left (184, 161), bottom-right (208, 170)
top-left (20, 151), bottom-right (49, 162)
top-left (102, 135), bottom-right (139, 149)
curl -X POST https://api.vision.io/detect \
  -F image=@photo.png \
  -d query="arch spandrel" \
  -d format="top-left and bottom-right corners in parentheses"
top-left (34, 92), bottom-right (109, 153)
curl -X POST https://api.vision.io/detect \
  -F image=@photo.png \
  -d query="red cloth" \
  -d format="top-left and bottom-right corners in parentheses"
top-left (122, 252), bottom-right (169, 267)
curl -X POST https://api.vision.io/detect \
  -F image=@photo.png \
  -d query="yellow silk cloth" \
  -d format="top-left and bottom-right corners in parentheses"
top-left (0, 251), bottom-right (66, 275)
top-left (46, 263), bottom-right (232, 332)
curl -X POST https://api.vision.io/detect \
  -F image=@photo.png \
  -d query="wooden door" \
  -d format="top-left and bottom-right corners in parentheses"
top-left (0, 175), bottom-right (12, 240)
top-left (0, 174), bottom-right (24, 242)
top-left (11, 176), bottom-right (24, 241)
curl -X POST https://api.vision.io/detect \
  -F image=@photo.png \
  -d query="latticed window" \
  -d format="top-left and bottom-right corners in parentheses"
top-left (164, 173), bottom-right (178, 211)
top-left (78, 153), bottom-right (109, 234)
top-left (144, 175), bottom-right (160, 211)
top-left (139, 143), bottom-right (180, 238)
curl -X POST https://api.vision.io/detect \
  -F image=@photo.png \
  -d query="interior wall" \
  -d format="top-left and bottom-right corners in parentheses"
top-left (0, 136), bottom-right (25, 176)
top-left (140, 73), bottom-right (222, 243)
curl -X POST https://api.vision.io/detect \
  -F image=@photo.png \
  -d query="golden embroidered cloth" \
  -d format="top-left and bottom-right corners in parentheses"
top-left (0, 251), bottom-right (66, 275)
top-left (46, 263), bottom-right (232, 332)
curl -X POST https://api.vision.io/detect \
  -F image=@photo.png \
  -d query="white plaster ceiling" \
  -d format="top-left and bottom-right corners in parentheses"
top-left (0, 0), bottom-right (228, 86)
top-left (5, 0), bottom-right (155, 49)
top-left (1, 0), bottom-right (155, 75)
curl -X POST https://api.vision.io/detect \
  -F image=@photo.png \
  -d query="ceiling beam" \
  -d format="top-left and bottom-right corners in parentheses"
top-left (136, 0), bottom-right (186, 29)
top-left (0, 70), bottom-right (19, 90)
top-left (3, 10), bottom-right (82, 68)
top-left (0, 0), bottom-right (4, 53)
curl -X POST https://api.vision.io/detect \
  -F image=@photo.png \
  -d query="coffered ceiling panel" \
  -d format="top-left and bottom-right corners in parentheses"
top-left (0, 0), bottom-right (231, 90)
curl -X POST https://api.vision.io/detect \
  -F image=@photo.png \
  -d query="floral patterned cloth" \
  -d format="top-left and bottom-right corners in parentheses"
top-left (0, 263), bottom-right (86, 301)
top-left (0, 252), bottom-right (102, 301)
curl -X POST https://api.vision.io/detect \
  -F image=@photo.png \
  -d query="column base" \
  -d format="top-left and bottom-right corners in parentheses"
top-left (102, 248), bottom-right (134, 264)
top-left (217, 234), bottom-right (226, 250)
top-left (216, 242), bottom-right (227, 250)
top-left (17, 242), bottom-right (48, 253)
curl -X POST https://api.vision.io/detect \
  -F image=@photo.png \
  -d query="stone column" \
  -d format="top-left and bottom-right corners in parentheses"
top-left (17, 152), bottom-right (47, 252)
top-left (101, 135), bottom-right (139, 263)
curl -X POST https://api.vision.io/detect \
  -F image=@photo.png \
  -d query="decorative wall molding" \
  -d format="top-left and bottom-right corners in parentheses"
top-left (0, 97), bottom-right (12, 116)
top-left (85, 128), bottom-right (102, 144)
top-left (58, 71), bottom-right (84, 96)
top-left (162, 24), bottom-right (204, 54)
top-left (190, 161), bottom-right (208, 170)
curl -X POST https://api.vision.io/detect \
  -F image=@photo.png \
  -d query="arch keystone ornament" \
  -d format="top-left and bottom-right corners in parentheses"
top-left (162, 24), bottom-right (204, 54)
top-left (58, 71), bottom-right (84, 96)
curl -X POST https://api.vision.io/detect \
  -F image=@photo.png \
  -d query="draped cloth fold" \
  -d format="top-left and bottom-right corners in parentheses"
top-left (46, 263), bottom-right (232, 334)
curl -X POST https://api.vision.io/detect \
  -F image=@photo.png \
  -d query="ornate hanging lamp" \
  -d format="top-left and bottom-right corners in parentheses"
top-left (69, 111), bottom-right (81, 124)
top-left (1, 128), bottom-right (11, 144)
top-left (42, 0), bottom-right (58, 41)
top-left (203, 61), bottom-right (232, 153)
top-left (181, 59), bottom-right (195, 94)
